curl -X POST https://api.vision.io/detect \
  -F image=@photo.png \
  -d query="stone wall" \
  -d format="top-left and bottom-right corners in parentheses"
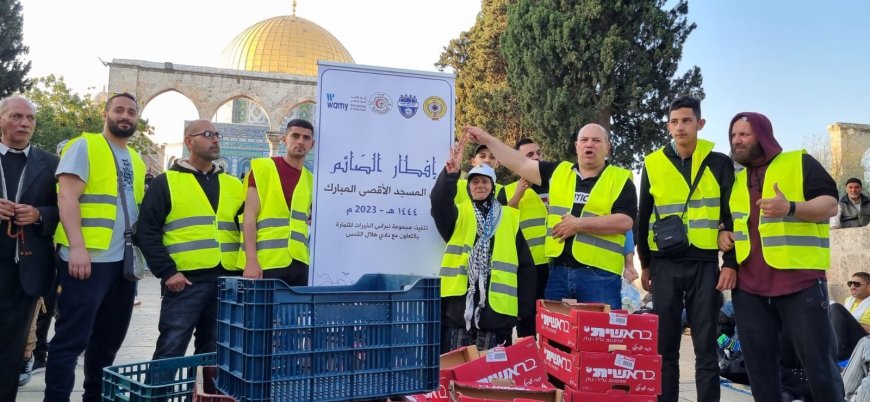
top-left (829, 224), bottom-right (870, 302)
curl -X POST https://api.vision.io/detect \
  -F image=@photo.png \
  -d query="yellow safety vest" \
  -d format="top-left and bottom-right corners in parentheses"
top-left (504, 181), bottom-right (548, 265)
top-left (454, 179), bottom-right (504, 205)
top-left (163, 170), bottom-right (244, 271)
top-left (546, 162), bottom-right (628, 275)
top-left (440, 202), bottom-right (520, 317)
top-left (55, 133), bottom-right (145, 250)
top-left (730, 150), bottom-right (829, 269)
top-left (238, 158), bottom-right (313, 269)
top-left (644, 139), bottom-right (721, 251)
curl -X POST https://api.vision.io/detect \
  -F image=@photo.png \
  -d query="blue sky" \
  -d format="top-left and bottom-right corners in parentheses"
top-left (679, 1), bottom-right (870, 155)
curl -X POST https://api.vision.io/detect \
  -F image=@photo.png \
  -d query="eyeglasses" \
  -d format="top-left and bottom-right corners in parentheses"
top-left (848, 281), bottom-right (867, 288)
top-left (189, 131), bottom-right (222, 140)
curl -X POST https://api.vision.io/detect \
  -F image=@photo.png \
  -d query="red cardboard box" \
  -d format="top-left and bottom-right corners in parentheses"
top-left (451, 337), bottom-right (549, 388)
top-left (536, 300), bottom-right (658, 354)
top-left (405, 345), bottom-right (482, 402)
top-left (563, 387), bottom-right (656, 402)
top-left (539, 341), bottom-right (661, 395)
top-left (449, 381), bottom-right (562, 402)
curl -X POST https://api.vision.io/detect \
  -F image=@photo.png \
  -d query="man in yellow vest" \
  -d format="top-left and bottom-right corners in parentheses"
top-left (830, 272), bottom-right (870, 361)
top-left (47, 93), bottom-right (146, 402)
top-left (454, 144), bottom-right (506, 205)
top-left (240, 119), bottom-right (314, 285)
top-left (465, 124), bottom-right (636, 309)
top-left (637, 96), bottom-right (735, 402)
top-left (504, 138), bottom-right (548, 338)
top-left (134, 119), bottom-right (244, 360)
top-left (431, 136), bottom-right (535, 353)
top-left (720, 112), bottom-right (843, 402)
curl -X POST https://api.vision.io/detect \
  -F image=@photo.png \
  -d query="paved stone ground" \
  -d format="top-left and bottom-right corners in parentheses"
top-left (17, 274), bottom-right (755, 401)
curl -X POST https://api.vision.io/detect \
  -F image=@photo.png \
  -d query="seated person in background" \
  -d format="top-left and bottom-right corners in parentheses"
top-left (830, 272), bottom-right (870, 361)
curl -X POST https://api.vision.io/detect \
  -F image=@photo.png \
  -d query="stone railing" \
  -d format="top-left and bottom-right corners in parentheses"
top-left (829, 224), bottom-right (870, 303)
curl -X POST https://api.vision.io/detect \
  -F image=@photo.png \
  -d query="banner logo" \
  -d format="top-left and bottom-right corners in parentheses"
top-left (369, 92), bottom-right (393, 114)
top-left (326, 93), bottom-right (349, 111)
top-left (397, 94), bottom-right (419, 118)
top-left (423, 96), bottom-right (447, 120)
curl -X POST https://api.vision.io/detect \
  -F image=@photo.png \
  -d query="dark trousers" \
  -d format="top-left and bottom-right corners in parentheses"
top-left (649, 258), bottom-right (719, 402)
top-left (262, 260), bottom-right (309, 285)
top-left (441, 326), bottom-right (513, 354)
top-left (44, 261), bottom-right (135, 402)
top-left (0, 258), bottom-right (38, 402)
top-left (153, 280), bottom-right (219, 359)
top-left (830, 302), bottom-right (870, 361)
top-left (516, 264), bottom-right (548, 338)
top-left (732, 282), bottom-right (845, 402)
top-left (35, 267), bottom-right (60, 359)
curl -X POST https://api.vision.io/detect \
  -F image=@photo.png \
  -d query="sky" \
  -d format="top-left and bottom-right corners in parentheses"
top-left (17, 0), bottom-right (870, 159)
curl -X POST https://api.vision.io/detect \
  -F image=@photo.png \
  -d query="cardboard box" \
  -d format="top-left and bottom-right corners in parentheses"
top-left (405, 345), bottom-right (482, 402)
top-left (449, 381), bottom-right (562, 402)
top-left (451, 337), bottom-right (549, 388)
top-left (536, 300), bottom-right (658, 354)
top-left (563, 387), bottom-right (657, 402)
top-left (539, 341), bottom-right (661, 395)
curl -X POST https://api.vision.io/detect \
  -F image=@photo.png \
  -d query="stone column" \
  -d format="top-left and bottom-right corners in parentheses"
top-left (265, 131), bottom-right (284, 157)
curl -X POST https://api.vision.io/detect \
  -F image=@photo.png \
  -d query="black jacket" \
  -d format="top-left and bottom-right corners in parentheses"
top-left (638, 145), bottom-right (734, 268)
top-left (430, 168), bottom-right (536, 331)
top-left (2, 146), bottom-right (60, 297)
top-left (134, 161), bottom-right (241, 282)
top-left (838, 193), bottom-right (870, 228)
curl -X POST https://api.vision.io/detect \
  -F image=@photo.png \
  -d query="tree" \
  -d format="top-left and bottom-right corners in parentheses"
top-left (25, 75), bottom-right (157, 156)
top-left (0, 0), bottom-right (31, 97)
top-left (502, 0), bottom-right (703, 169)
top-left (437, 0), bottom-right (527, 159)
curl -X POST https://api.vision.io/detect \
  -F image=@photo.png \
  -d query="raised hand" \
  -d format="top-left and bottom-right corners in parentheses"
top-left (445, 132), bottom-right (469, 174)
top-left (756, 182), bottom-right (789, 218)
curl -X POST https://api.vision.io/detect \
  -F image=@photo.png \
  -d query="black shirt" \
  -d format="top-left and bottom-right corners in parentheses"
top-left (637, 145), bottom-right (735, 268)
top-left (538, 161), bottom-right (637, 264)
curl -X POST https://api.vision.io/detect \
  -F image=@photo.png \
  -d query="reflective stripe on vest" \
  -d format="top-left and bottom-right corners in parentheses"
top-left (238, 158), bottom-right (313, 269)
top-left (163, 171), bottom-right (244, 271)
top-left (644, 139), bottom-right (721, 251)
top-left (440, 202), bottom-right (520, 317)
top-left (505, 181), bottom-right (548, 265)
top-left (54, 133), bottom-right (146, 250)
top-left (730, 150), bottom-right (829, 269)
top-left (546, 162), bottom-right (629, 275)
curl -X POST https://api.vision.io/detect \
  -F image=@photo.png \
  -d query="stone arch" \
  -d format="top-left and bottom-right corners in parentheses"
top-left (210, 93), bottom-right (272, 127)
top-left (828, 123), bottom-right (870, 186)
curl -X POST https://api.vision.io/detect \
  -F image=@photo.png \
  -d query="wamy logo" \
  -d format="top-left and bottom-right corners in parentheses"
top-left (423, 96), bottom-right (447, 120)
top-left (368, 92), bottom-right (393, 114)
top-left (397, 94), bottom-right (419, 118)
top-left (325, 93), bottom-right (349, 111)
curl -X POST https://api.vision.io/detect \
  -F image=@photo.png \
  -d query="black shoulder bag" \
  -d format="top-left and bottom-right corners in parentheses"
top-left (651, 158), bottom-right (710, 256)
top-left (105, 138), bottom-right (140, 281)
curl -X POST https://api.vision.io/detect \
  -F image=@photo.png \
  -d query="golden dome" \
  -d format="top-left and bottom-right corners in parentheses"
top-left (220, 15), bottom-right (354, 77)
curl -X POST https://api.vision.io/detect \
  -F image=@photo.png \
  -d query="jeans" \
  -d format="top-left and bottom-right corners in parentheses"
top-left (544, 263), bottom-right (621, 309)
top-left (732, 281), bottom-right (845, 402)
top-left (152, 280), bottom-right (219, 359)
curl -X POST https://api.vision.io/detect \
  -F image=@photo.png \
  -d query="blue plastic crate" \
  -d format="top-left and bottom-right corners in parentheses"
top-left (215, 274), bottom-right (440, 402)
top-left (102, 353), bottom-right (216, 402)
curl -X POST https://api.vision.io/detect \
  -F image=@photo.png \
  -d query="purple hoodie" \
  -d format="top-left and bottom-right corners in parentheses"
top-left (729, 112), bottom-right (825, 297)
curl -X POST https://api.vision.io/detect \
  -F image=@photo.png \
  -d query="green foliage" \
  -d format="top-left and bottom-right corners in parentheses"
top-left (502, 0), bottom-right (704, 169)
top-left (0, 0), bottom-right (31, 97)
top-left (25, 75), bottom-right (157, 155)
top-left (438, 0), bottom-right (529, 168)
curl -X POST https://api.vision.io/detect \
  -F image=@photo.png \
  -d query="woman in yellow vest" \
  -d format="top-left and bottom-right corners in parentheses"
top-left (431, 141), bottom-right (536, 354)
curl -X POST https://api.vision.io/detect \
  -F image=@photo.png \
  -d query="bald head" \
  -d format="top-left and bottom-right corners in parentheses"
top-left (576, 124), bottom-right (609, 142)
top-left (184, 119), bottom-right (215, 137)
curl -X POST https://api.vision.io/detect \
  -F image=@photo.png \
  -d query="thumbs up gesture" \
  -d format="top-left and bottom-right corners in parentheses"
top-left (756, 182), bottom-right (790, 218)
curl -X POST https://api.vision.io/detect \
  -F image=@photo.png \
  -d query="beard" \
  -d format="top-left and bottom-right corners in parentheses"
top-left (731, 142), bottom-right (764, 166)
top-left (107, 118), bottom-right (136, 138)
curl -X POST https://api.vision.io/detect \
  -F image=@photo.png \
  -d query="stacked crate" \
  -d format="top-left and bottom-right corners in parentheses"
top-left (215, 274), bottom-right (441, 402)
top-left (535, 300), bottom-right (661, 401)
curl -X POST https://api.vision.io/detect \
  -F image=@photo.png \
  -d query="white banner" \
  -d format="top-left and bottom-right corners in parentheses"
top-left (310, 62), bottom-right (454, 285)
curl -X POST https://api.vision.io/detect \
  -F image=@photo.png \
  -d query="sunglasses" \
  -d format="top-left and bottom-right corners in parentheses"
top-left (848, 281), bottom-right (867, 288)
top-left (189, 130), bottom-right (222, 140)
